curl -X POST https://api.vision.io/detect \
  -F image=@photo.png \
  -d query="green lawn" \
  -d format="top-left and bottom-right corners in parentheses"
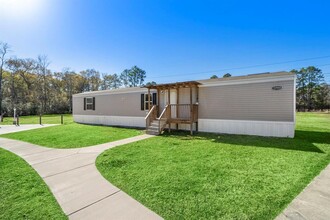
top-left (0, 123), bottom-right (143, 148)
top-left (0, 148), bottom-right (67, 220)
top-left (1, 114), bottom-right (73, 125)
top-left (96, 112), bottom-right (330, 220)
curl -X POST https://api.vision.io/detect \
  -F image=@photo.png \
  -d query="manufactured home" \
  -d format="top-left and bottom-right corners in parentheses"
top-left (73, 71), bottom-right (296, 137)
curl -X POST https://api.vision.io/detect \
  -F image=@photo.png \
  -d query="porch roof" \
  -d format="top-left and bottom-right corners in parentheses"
top-left (143, 81), bottom-right (200, 90)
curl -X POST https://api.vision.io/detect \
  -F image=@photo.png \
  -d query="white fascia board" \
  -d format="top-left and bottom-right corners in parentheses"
top-left (199, 75), bottom-right (295, 87)
top-left (73, 88), bottom-right (156, 97)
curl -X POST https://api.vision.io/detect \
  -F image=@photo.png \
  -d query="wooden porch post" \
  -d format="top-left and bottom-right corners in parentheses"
top-left (176, 87), bottom-right (179, 130)
top-left (168, 88), bottom-right (171, 132)
top-left (190, 86), bottom-right (193, 135)
top-left (157, 88), bottom-right (160, 116)
top-left (148, 88), bottom-right (151, 110)
top-left (196, 86), bottom-right (199, 132)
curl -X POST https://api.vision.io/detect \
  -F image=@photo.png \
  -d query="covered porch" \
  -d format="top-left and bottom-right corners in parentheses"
top-left (144, 81), bottom-right (200, 135)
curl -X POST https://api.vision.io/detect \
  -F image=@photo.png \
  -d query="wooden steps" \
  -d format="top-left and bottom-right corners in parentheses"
top-left (146, 119), bottom-right (160, 135)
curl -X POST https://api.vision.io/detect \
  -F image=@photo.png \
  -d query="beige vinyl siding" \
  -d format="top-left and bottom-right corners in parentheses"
top-left (178, 87), bottom-right (198, 104)
top-left (198, 80), bottom-right (294, 122)
top-left (159, 87), bottom-right (198, 107)
top-left (73, 92), bottom-right (147, 117)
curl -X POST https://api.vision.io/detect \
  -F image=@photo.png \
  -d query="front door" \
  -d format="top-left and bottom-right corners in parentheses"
top-left (170, 90), bottom-right (177, 118)
top-left (160, 89), bottom-right (177, 118)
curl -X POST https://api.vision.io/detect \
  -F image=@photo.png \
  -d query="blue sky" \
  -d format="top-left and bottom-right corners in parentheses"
top-left (0, 0), bottom-right (330, 83)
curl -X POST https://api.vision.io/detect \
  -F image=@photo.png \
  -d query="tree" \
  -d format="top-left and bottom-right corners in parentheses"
top-left (6, 58), bottom-right (39, 115)
top-left (111, 74), bottom-right (121, 89)
top-left (36, 55), bottom-right (51, 114)
top-left (315, 83), bottom-right (330, 111)
top-left (0, 42), bottom-right (10, 119)
top-left (101, 73), bottom-right (113, 90)
top-left (293, 66), bottom-right (325, 111)
top-left (80, 69), bottom-right (101, 91)
top-left (0, 42), bottom-right (153, 115)
top-left (6, 58), bottom-right (19, 112)
top-left (223, 73), bottom-right (231, 78)
top-left (89, 69), bottom-right (101, 91)
top-left (145, 81), bottom-right (157, 86)
top-left (128, 66), bottom-right (146, 87)
top-left (210, 75), bottom-right (218, 79)
top-left (101, 73), bottom-right (122, 90)
top-left (120, 66), bottom-right (146, 87)
top-left (61, 68), bottom-right (75, 113)
top-left (6, 58), bottom-right (36, 90)
top-left (101, 74), bottom-right (109, 90)
top-left (305, 66), bottom-right (324, 111)
top-left (120, 69), bottom-right (130, 87)
top-left (68, 72), bottom-right (86, 112)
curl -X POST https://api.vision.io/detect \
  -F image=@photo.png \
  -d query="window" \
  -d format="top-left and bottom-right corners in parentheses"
top-left (84, 97), bottom-right (95, 110)
top-left (141, 93), bottom-right (157, 111)
top-left (144, 93), bottom-right (153, 110)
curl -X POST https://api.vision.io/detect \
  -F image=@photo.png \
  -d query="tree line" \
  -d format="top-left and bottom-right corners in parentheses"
top-left (292, 66), bottom-right (330, 111)
top-left (0, 42), bottom-right (148, 116)
top-left (1, 41), bottom-right (329, 117)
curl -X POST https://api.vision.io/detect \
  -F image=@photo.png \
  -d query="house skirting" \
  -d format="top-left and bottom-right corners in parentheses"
top-left (73, 115), bottom-right (146, 128)
top-left (198, 119), bottom-right (295, 138)
top-left (73, 115), bottom-right (295, 138)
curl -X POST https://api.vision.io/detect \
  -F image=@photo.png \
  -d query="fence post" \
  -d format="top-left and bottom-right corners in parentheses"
top-left (39, 114), bottom-right (42, 125)
top-left (61, 115), bottom-right (63, 124)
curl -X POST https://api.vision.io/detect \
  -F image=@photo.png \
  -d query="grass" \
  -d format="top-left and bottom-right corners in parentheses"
top-left (96, 112), bottom-right (330, 220)
top-left (0, 148), bottom-right (67, 220)
top-left (0, 114), bottom-right (73, 125)
top-left (0, 123), bottom-right (143, 148)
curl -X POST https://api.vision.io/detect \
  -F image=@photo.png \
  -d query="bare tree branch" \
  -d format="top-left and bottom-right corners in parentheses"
top-left (0, 42), bottom-right (10, 118)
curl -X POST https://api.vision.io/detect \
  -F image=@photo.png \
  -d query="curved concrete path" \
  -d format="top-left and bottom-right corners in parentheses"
top-left (0, 135), bottom-right (162, 220)
top-left (0, 124), bottom-right (58, 135)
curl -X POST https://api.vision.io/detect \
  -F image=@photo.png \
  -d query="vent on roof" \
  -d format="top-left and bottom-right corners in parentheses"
top-left (247, 72), bottom-right (270, 76)
top-left (272, 86), bottom-right (282, 90)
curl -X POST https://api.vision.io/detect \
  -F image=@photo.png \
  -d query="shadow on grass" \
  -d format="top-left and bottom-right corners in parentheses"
top-left (160, 130), bottom-right (330, 154)
top-left (75, 122), bottom-right (146, 131)
top-left (295, 130), bottom-right (330, 145)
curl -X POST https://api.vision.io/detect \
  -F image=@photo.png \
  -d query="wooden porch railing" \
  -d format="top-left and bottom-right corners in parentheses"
top-left (192, 104), bottom-right (198, 122)
top-left (168, 104), bottom-right (198, 122)
top-left (145, 105), bottom-right (157, 128)
top-left (145, 104), bottom-right (198, 134)
top-left (158, 104), bottom-right (170, 133)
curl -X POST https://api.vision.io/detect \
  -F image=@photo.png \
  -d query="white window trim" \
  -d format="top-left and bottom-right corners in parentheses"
top-left (86, 97), bottom-right (94, 110)
top-left (144, 93), bottom-right (153, 111)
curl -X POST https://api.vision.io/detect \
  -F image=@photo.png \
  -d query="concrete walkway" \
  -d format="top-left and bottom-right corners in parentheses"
top-left (276, 164), bottom-right (330, 220)
top-left (0, 135), bottom-right (162, 220)
top-left (0, 124), bottom-right (58, 135)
